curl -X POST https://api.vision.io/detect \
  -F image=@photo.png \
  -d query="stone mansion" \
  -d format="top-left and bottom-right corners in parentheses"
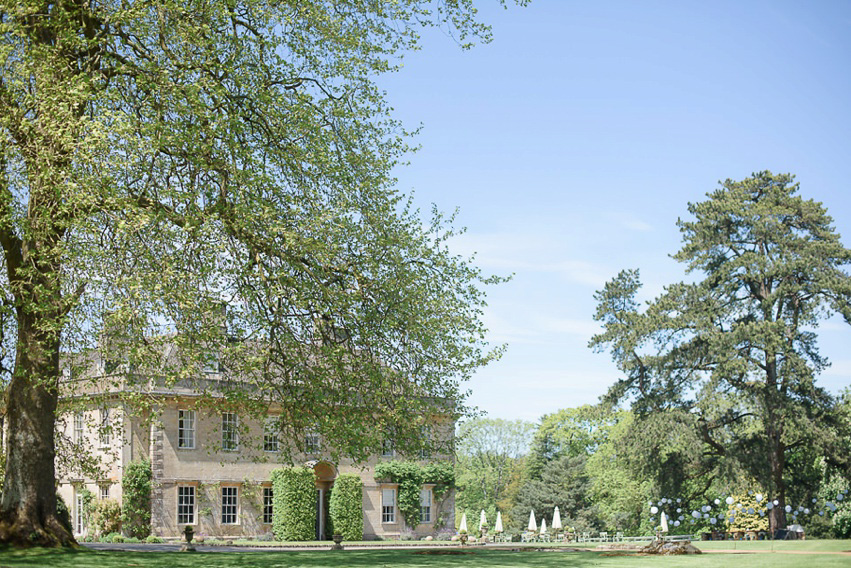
top-left (54, 351), bottom-right (455, 540)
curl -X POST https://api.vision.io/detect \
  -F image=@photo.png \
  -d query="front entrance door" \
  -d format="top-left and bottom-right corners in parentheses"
top-left (315, 489), bottom-right (324, 540)
top-left (74, 492), bottom-right (85, 536)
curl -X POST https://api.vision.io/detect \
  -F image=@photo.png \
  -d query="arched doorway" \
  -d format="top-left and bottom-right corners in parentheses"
top-left (308, 460), bottom-right (337, 540)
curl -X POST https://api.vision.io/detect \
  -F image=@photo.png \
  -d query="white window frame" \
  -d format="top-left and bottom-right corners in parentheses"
top-left (177, 485), bottom-right (196, 525)
top-left (381, 438), bottom-right (395, 458)
top-left (420, 487), bottom-right (432, 523)
top-left (419, 426), bottom-right (431, 459)
top-left (264, 417), bottom-right (279, 453)
top-left (99, 483), bottom-right (110, 501)
top-left (222, 412), bottom-right (239, 451)
top-left (304, 430), bottom-right (320, 454)
top-left (178, 409), bottom-right (196, 449)
top-left (74, 412), bottom-right (84, 444)
top-left (99, 407), bottom-right (111, 448)
top-left (381, 487), bottom-right (396, 524)
top-left (74, 490), bottom-right (86, 535)
top-left (221, 486), bottom-right (239, 525)
top-left (262, 486), bottom-right (274, 524)
top-left (203, 351), bottom-right (220, 374)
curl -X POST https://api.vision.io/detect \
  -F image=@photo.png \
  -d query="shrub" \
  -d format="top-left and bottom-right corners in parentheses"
top-left (121, 459), bottom-right (152, 538)
top-left (329, 473), bottom-right (363, 541)
top-left (110, 533), bottom-right (125, 543)
top-left (271, 466), bottom-right (316, 541)
top-left (434, 528), bottom-right (455, 541)
top-left (124, 536), bottom-right (140, 543)
top-left (90, 499), bottom-right (122, 536)
top-left (145, 535), bottom-right (164, 543)
top-left (99, 531), bottom-right (120, 542)
top-left (399, 526), bottom-right (416, 541)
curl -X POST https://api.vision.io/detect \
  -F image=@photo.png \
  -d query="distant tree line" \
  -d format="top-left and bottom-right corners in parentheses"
top-left (455, 396), bottom-right (851, 538)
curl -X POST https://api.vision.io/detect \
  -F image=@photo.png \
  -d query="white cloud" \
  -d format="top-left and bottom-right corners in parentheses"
top-left (450, 230), bottom-right (611, 287)
top-left (607, 211), bottom-right (653, 232)
top-left (533, 315), bottom-right (602, 339)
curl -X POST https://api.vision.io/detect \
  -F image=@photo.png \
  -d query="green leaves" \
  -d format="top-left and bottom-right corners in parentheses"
top-left (0, 0), bottom-right (515, 468)
top-left (328, 473), bottom-right (363, 541)
top-left (591, 172), bottom-right (851, 528)
top-left (374, 460), bottom-right (453, 528)
top-left (271, 466), bottom-right (316, 541)
top-left (121, 460), bottom-right (152, 539)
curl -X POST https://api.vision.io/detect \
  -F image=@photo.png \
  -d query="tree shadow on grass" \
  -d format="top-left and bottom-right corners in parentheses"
top-left (0, 548), bottom-right (604, 568)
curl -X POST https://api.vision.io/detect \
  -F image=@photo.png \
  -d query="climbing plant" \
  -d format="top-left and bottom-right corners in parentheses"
top-left (271, 467), bottom-right (316, 541)
top-left (329, 474), bottom-right (363, 541)
top-left (375, 461), bottom-right (454, 528)
top-left (121, 460), bottom-right (151, 539)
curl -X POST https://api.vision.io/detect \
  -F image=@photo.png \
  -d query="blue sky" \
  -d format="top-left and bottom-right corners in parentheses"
top-left (382, 1), bottom-right (851, 421)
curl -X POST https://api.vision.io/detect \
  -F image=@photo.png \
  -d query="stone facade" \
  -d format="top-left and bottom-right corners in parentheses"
top-left (56, 393), bottom-right (454, 540)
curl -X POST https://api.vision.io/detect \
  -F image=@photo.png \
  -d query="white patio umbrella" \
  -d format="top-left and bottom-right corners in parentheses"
top-left (660, 511), bottom-right (669, 533)
top-left (540, 517), bottom-right (548, 534)
top-left (527, 510), bottom-right (537, 532)
top-left (552, 506), bottom-right (563, 530)
top-left (494, 511), bottom-right (504, 533)
top-left (459, 512), bottom-right (468, 533)
top-left (479, 509), bottom-right (488, 530)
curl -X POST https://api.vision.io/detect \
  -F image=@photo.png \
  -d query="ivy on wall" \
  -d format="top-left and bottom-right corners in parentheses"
top-left (271, 466), bottom-right (316, 541)
top-left (121, 459), bottom-right (152, 539)
top-left (329, 474), bottom-right (363, 541)
top-left (374, 461), bottom-right (454, 528)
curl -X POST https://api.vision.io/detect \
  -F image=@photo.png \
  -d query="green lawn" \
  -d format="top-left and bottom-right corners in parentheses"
top-left (0, 543), bottom-right (849, 568)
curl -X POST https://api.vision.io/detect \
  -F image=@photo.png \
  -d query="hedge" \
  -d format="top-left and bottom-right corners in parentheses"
top-left (328, 474), bottom-right (363, 541)
top-left (271, 466), bottom-right (316, 541)
top-left (121, 459), bottom-right (152, 539)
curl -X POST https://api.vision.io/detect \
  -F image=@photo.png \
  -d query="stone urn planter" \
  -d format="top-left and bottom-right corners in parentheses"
top-left (459, 532), bottom-right (468, 546)
top-left (331, 534), bottom-right (344, 550)
top-left (180, 525), bottom-right (196, 552)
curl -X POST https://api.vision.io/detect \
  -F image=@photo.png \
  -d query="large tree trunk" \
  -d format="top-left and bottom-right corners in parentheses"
top-left (0, 308), bottom-right (75, 547)
top-left (766, 437), bottom-right (787, 536)
top-left (763, 355), bottom-right (787, 537)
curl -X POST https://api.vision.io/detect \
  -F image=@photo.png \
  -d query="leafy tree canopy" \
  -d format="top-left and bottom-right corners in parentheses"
top-left (526, 404), bottom-right (611, 478)
top-left (590, 172), bottom-right (851, 532)
top-left (455, 418), bottom-right (532, 527)
top-left (0, 0), bottom-right (523, 546)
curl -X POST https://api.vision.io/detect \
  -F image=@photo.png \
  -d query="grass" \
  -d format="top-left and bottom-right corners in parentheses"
top-left (0, 541), bottom-right (848, 568)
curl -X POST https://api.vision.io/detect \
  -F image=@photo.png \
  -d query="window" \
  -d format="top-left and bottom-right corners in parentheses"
top-left (304, 430), bottom-right (320, 454)
top-left (419, 426), bottom-right (431, 459)
top-left (104, 358), bottom-right (120, 375)
top-left (203, 352), bottom-right (220, 374)
top-left (74, 491), bottom-right (86, 534)
top-left (74, 412), bottom-right (84, 444)
top-left (221, 486), bottom-right (239, 524)
top-left (263, 487), bottom-right (274, 524)
top-left (381, 438), bottom-right (395, 458)
top-left (177, 486), bottom-right (195, 524)
top-left (99, 483), bottom-right (110, 501)
top-left (178, 409), bottom-right (195, 449)
top-left (99, 407), bottom-right (111, 447)
top-left (222, 413), bottom-right (238, 451)
top-left (264, 418), bottom-right (279, 453)
top-left (381, 488), bottom-right (396, 523)
top-left (420, 488), bottom-right (432, 523)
